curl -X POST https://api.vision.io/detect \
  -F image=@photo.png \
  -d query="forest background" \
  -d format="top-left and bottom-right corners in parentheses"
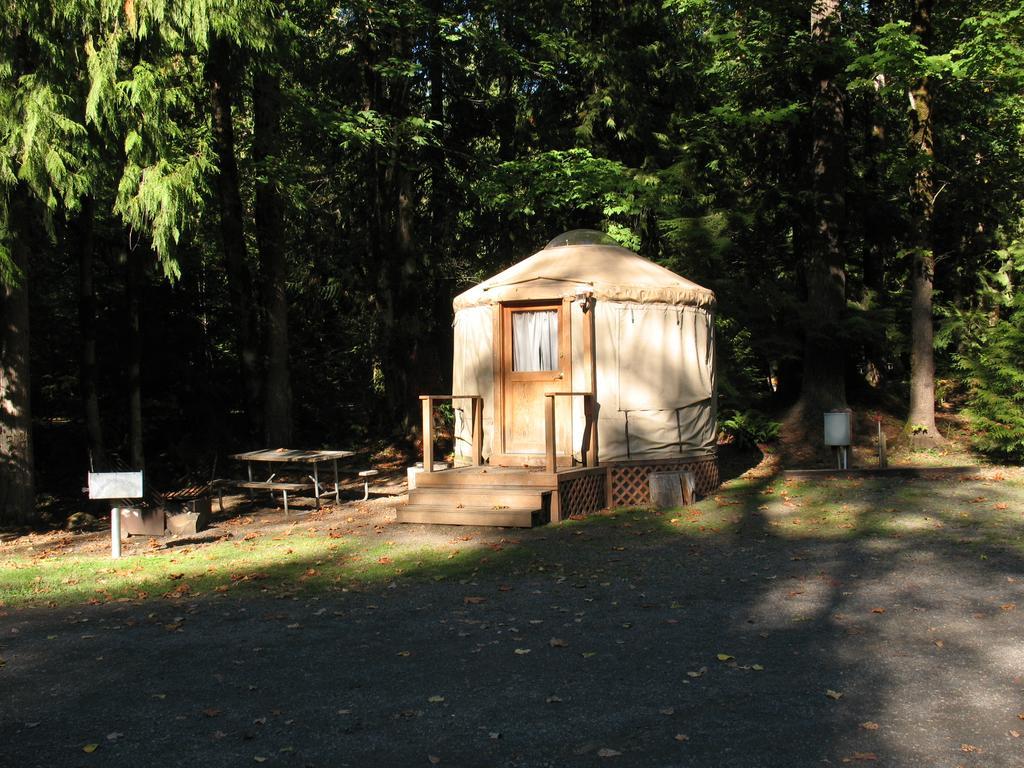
top-left (2, 0), bottom-right (1023, 524)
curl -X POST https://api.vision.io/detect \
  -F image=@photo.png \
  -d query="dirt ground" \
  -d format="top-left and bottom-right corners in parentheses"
top-left (3, 454), bottom-right (1024, 767)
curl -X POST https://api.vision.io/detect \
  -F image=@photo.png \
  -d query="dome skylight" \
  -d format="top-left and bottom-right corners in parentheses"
top-left (544, 229), bottom-right (618, 249)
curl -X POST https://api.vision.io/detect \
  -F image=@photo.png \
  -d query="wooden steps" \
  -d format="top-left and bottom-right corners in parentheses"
top-left (397, 503), bottom-right (542, 528)
top-left (408, 485), bottom-right (549, 508)
top-left (399, 467), bottom-right (556, 527)
top-left (414, 468), bottom-right (557, 488)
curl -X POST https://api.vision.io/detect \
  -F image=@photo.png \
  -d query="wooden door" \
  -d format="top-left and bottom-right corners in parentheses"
top-left (497, 301), bottom-right (570, 460)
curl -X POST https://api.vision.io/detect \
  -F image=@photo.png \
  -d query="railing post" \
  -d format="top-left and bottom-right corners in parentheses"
top-left (472, 397), bottom-right (483, 467)
top-left (545, 394), bottom-right (556, 473)
top-left (587, 395), bottom-right (599, 468)
top-left (421, 396), bottom-right (434, 473)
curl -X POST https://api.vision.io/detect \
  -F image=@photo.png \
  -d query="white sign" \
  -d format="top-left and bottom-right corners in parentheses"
top-left (88, 472), bottom-right (144, 500)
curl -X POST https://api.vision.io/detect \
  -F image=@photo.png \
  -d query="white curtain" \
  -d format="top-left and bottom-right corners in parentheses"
top-left (512, 310), bottom-right (558, 371)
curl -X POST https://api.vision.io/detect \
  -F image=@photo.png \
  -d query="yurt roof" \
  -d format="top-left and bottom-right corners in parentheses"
top-left (453, 230), bottom-right (716, 311)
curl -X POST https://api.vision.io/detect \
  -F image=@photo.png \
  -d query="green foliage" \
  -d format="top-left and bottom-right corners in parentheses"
top-left (4, 0), bottom-right (1024, 496)
top-left (957, 291), bottom-right (1024, 460)
top-left (720, 409), bottom-right (781, 449)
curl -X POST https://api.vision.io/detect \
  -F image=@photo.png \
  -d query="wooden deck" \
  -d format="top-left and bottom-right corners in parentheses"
top-left (398, 465), bottom-right (606, 528)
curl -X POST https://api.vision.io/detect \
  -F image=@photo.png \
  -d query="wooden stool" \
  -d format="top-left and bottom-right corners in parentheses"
top-left (358, 470), bottom-right (379, 501)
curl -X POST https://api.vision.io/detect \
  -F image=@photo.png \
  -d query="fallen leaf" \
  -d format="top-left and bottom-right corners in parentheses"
top-left (428, 756), bottom-right (441, 765)
top-left (674, 734), bottom-right (689, 742)
top-left (871, 608), bottom-right (885, 614)
top-left (934, 640), bottom-right (944, 649)
top-left (397, 650), bottom-right (411, 657)
top-left (82, 744), bottom-right (99, 753)
top-left (254, 757), bottom-right (267, 764)
top-left (597, 748), bottom-right (622, 757)
top-left (1009, 730), bottom-right (1020, 738)
top-left (751, 664), bottom-right (764, 671)
top-left (659, 707), bottom-right (675, 715)
top-left (687, 667), bottom-right (707, 678)
top-left (960, 744), bottom-right (981, 753)
top-left (488, 732), bottom-right (501, 739)
top-left (545, 695), bottom-right (563, 703)
top-left (514, 648), bottom-right (531, 655)
top-left (860, 721), bottom-right (880, 730)
top-left (106, 732), bottom-right (123, 742)
top-left (463, 596), bottom-right (486, 604)
top-left (716, 653), bottom-right (734, 662)
top-left (841, 753), bottom-right (878, 763)
top-left (549, 638), bottom-right (568, 648)
top-left (1000, 603), bottom-right (1016, 612)
top-left (582, 651), bottom-right (597, 658)
top-left (427, 695), bottom-right (445, 703)
top-left (825, 689), bottom-right (843, 700)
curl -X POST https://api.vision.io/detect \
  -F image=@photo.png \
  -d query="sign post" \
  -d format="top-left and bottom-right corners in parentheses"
top-left (87, 472), bottom-right (144, 559)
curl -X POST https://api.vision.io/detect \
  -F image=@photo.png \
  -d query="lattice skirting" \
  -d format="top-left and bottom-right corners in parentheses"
top-left (607, 455), bottom-right (719, 508)
top-left (557, 471), bottom-right (607, 519)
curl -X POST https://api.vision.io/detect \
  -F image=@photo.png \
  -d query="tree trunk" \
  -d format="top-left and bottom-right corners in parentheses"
top-left (366, 16), bottom-right (422, 436)
top-left (126, 243), bottom-right (145, 470)
top-left (861, 0), bottom-right (888, 295)
top-left (904, 0), bottom-right (944, 443)
top-left (381, 159), bottom-right (420, 434)
top-left (253, 68), bottom-right (292, 447)
top-left (794, 0), bottom-right (848, 423)
top-left (76, 196), bottom-right (107, 469)
top-left (427, 0), bottom-right (448, 243)
top-left (0, 196), bottom-right (36, 525)
top-left (206, 33), bottom-right (262, 440)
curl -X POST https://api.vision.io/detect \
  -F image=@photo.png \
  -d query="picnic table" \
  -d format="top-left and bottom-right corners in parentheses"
top-left (229, 449), bottom-right (354, 514)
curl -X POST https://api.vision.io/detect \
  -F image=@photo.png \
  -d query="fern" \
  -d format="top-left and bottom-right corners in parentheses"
top-left (720, 410), bottom-right (780, 449)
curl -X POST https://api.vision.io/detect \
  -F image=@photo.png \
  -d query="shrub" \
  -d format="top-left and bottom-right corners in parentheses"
top-left (720, 409), bottom-right (781, 449)
top-left (957, 294), bottom-right (1024, 461)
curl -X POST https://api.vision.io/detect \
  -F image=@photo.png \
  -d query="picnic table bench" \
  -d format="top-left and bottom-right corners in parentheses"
top-left (229, 449), bottom-right (355, 514)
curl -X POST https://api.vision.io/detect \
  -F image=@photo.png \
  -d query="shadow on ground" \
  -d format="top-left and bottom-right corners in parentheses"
top-left (2, 466), bottom-right (1023, 767)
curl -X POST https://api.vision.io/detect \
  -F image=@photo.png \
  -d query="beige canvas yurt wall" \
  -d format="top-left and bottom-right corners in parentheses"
top-left (451, 234), bottom-right (716, 464)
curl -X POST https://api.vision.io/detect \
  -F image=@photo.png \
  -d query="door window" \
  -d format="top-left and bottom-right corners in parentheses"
top-left (511, 310), bottom-right (558, 372)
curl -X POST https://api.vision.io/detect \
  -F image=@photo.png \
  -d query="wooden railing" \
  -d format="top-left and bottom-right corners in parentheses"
top-left (420, 395), bottom-right (483, 473)
top-left (543, 392), bottom-right (599, 473)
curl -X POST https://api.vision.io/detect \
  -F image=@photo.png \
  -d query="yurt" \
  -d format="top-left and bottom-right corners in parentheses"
top-left (401, 229), bottom-right (719, 527)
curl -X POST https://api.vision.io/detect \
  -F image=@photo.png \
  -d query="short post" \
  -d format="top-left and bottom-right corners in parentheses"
top-left (472, 397), bottom-right (483, 467)
top-left (110, 507), bottom-right (121, 559)
top-left (421, 397), bottom-right (434, 473)
top-left (650, 471), bottom-right (684, 509)
top-left (584, 395), bottom-right (599, 468)
top-left (545, 394), bottom-right (556, 473)
top-left (333, 459), bottom-right (341, 503)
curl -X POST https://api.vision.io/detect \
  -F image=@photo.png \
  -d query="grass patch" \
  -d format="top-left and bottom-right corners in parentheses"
top-left (3, 471), bottom-right (1023, 608)
top-left (0, 530), bottom-right (532, 608)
